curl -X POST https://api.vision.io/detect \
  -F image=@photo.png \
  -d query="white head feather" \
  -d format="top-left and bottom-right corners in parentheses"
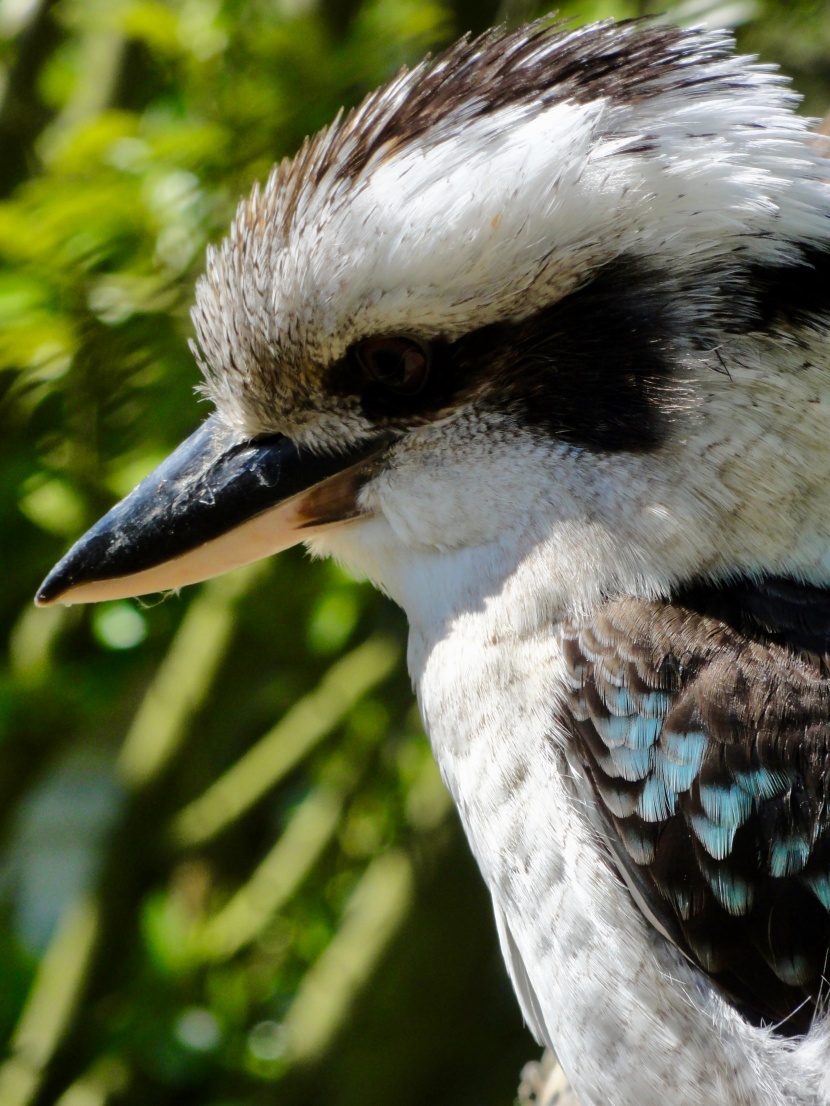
top-left (189, 18), bottom-right (830, 628)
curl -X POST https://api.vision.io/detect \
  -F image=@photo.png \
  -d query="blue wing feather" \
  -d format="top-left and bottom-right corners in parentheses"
top-left (560, 577), bottom-right (830, 1035)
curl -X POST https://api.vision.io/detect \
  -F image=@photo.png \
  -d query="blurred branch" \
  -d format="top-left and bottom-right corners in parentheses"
top-left (197, 784), bottom-right (349, 961)
top-left (11, 571), bottom-right (263, 1103)
top-left (0, 0), bottom-right (62, 195)
top-left (117, 566), bottom-right (264, 789)
top-left (54, 1056), bottom-right (128, 1106)
top-left (171, 634), bottom-right (400, 847)
top-left (0, 897), bottom-right (100, 1106)
top-left (0, 605), bottom-right (80, 854)
top-left (282, 848), bottom-right (414, 1065)
top-left (38, 1), bottom-right (128, 164)
top-left (319, 0), bottom-right (362, 37)
top-left (27, 607), bottom-right (400, 1102)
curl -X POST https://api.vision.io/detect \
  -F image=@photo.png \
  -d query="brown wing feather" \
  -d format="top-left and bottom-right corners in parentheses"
top-left (560, 579), bottom-right (830, 1035)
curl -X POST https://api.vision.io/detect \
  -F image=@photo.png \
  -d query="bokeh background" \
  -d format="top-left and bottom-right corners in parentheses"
top-left (1, 0), bottom-right (829, 1104)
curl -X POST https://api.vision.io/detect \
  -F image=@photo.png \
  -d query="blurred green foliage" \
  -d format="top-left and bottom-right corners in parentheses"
top-left (0, 0), bottom-right (829, 1104)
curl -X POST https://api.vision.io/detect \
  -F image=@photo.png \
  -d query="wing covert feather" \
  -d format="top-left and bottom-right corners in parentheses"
top-left (559, 579), bottom-right (830, 1035)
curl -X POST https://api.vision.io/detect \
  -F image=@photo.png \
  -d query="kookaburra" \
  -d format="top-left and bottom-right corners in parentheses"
top-left (36, 17), bottom-right (830, 1104)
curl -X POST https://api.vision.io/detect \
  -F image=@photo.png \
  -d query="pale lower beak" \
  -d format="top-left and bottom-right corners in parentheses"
top-left (36, 416), bottom-right (392, 606)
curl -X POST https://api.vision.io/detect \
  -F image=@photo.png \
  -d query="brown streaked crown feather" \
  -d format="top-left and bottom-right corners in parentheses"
top-left (189, 16), bottom-right (766, 438)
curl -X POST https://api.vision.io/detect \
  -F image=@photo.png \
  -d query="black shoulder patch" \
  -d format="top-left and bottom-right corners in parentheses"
top-left (717, 245), bottom-right (830, 336)
top-left (676, 574), bottom-right (830, 663)
top-left (752, 245), bottom-right (830, 333)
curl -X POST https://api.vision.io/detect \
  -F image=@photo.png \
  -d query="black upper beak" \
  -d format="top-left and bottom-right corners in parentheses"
top-left (36, 416), bottom-right (391, 606)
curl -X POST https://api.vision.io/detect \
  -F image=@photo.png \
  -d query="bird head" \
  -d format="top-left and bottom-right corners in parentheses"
top-left (36, 18), bottom-right (830, 626)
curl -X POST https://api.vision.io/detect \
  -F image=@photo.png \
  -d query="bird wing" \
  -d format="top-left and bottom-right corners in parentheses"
top-left (559, 578), bottom-right (830, 1034)
top-left (492, 898), bottom-right (552, 1049)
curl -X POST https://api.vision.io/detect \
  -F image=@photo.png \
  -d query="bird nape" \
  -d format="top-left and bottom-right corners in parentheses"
top-left (36, 15), bottom-right (830, 1106)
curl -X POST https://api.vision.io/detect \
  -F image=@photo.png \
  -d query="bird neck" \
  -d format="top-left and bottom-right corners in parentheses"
top-left (313, 511), bottom-right (639, 645)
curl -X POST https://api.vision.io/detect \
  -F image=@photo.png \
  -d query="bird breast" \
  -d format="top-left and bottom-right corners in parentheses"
top-left (402, 545), bottom-right (830, 1106)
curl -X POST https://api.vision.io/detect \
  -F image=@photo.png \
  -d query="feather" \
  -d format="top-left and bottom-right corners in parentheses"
top-left (560, 576), bottom-right (830, 1034)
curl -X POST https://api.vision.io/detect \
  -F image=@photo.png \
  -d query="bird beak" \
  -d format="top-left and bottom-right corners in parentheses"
top-left (35, 416), bottom-right (392, 607)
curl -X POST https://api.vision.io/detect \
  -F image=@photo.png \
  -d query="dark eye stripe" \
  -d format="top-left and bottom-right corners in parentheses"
top-left (354, 336), bottom-right (432, 395)
top-left (329, 256), bottom-right (680, 448)
top-left (329, 247), bottom-right (830, 448)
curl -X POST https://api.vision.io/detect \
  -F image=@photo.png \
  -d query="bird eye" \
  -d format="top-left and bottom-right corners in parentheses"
top-left (354, 336), bottom-right (431, 396)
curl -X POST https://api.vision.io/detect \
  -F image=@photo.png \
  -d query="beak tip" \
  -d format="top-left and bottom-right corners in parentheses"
top-left (35, 576), bottom-right (64, 608)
